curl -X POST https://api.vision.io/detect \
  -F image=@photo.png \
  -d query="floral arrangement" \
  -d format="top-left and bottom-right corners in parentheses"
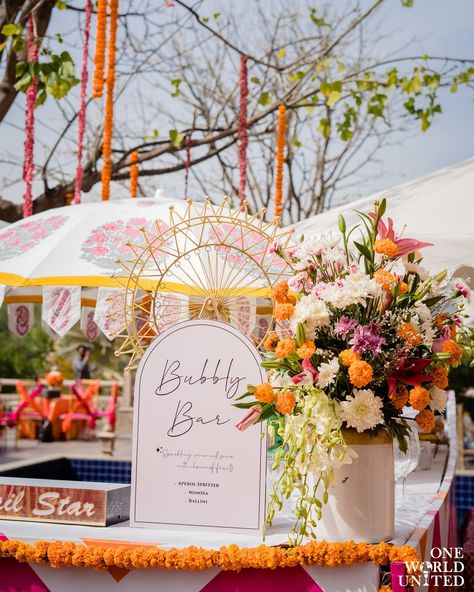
top-left (235, 199), bottom-right (471, 542)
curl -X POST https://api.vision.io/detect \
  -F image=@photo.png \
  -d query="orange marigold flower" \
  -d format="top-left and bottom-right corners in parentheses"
top-left (415, 408), bottom-right (435, 433)
top-left (397, 322), bottom-right (422, 346)
top-left (389, 386), bottom-right (409, 410)
top-left (409, 386), bottom-right (430, 411)
top-left (374, 238), bottom-right (398, 258)
top-left (398, 282), bottom-right (409, 295)
top-left (275, 390), bottom-right (296, 415)
top-left (339, 349), bottom-right (361, 367)
top-left (296, 340), bottom-right (316, 359)
top-left (431, 365), bottom-right (449, 389)
top-left (255, 383), bottom-right (275, 403)
top-left (434, 313), bottom-right (456, 338)
top-left (287, 293), bottom-right (297, 305)
top-left (264, 331), bottom-right (280, 352)
top-left (272, 280), bottom-right (290, 303)
top-left (374, 269), bottom-right (398, 291)
top-left (348, 360), bottom-right (373, 388)
top-left (275, 337), bottom-right (295, 359)
top-left (274, 303), bottom-right (295, 321)
top-left (441, 339), bottom-right (463, 366)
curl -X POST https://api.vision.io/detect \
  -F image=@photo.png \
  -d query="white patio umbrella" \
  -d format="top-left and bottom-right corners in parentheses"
top-left (0, 197), bottom-right (292, 342)
top-left (0, 197), bottom-right (187, 289)
top-left (292, 157), bottom-right (474, 274)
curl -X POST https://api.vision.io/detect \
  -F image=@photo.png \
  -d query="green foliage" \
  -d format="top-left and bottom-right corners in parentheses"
top-left (309, 7), bottom-right (330, 28)
top-left (169, 129), bottom-right (184, 148)
top-left (0, 306), bottom-right (52, 380)
top-left (258, 91), bottom-right (272, 106)
top-left (0, 306), bottom-right (125, 384)
top-left (1, 15), bottom-right (79, 106)
top-left (0, 23), bottom-right (25, 53)
top-left (15, 50), bottom-right (79, 104)
top-left (170, 78), bottom-right (182, 97)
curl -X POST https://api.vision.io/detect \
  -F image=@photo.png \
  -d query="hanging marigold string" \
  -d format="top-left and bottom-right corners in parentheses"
top-left (238, 55), bottom-right (249, 206)
top-left (22, 16), bottom-right (39, 218)
top-left (129, 150), bottom-right (139, 197)
top-left (92, 0), bottom-right (108, 99)
top-left (101, 0), bottom-right (119, 201)
top-left (184, 135), bottom-right (191, 199)
top-left (273, 104), bottom-right (286, 220)
top-left (73, 0), bottom-right (93, 204)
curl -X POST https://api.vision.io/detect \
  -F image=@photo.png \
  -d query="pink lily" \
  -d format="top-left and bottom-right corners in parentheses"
top-left (387, 357), bottom-right (432, 396)
top-left (292, 357), bottom-right (319, 384)
top-left (369, 213), bottom-right (432, 256)
top-left (235, 406), bottom-right (262, 431)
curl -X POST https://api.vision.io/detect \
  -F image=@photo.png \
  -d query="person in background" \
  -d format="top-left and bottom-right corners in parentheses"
top-left (73, 345), bottom-right (91, 383)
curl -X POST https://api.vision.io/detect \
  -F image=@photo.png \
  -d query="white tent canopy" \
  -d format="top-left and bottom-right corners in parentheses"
top-left (292, 157), bottom-right (474, 275)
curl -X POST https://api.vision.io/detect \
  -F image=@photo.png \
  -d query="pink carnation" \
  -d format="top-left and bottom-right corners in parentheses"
top-left (454, 282), bottom-right (470, 299)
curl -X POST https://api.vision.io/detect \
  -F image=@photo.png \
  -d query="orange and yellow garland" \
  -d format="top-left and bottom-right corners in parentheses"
top-left (129, 150), bottom-right (139, 197)
top-left (274, 104), bottom-right (286, 220)
top-left (92, 0), bottom-right (108, 98)
top-left (0, 539), bottom-right (418, 571)
top-left (100, 0), bottom-right (119, 201)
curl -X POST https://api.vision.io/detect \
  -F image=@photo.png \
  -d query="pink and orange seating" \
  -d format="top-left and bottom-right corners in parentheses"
top-left (12, 381), bottom-right (45, 439)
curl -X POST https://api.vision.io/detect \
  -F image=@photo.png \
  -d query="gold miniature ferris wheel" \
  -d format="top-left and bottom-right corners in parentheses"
top-left (113, 197), bottom-right (294, 369)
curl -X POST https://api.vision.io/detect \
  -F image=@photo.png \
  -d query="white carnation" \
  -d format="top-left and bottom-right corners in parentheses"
top-left (317, 358), bottom-right (340, 389)
top-left (316, 273), bottom-right (381, 309)
top-left (338, 389), bottom-right (384, 433)
top-left (429, 387), bottom-right (448, 413)
top-left (269, 371), bottom-right (294, 388)
top-left (403, 260), bottom-right (430, 281)
top-left (290, 295), bottom-right (331, 339)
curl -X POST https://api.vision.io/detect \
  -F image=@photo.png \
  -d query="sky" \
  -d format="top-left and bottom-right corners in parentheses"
top-left (0, 0), bottom-right (473, 209)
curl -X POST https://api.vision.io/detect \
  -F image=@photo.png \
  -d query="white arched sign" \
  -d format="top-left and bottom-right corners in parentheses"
top-left (131, 320), bottom-right (267, 532)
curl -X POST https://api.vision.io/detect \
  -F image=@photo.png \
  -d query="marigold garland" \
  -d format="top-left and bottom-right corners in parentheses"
top-left (101, 0), bottom-right (119, 201)
top-left (74, 0), bottom-right (93, 204)
top-left (184, 135), bottom-right (191, 199)
top-left (0, 539), bottom-right (419, 572)
top-left (273, 104), bottom-right (286, 220)
top-left (238, 55), bottom-right (249, 205)
top-left (92, 0), bottom-right (108, 98)
top-left (22, 16), bottom-right (39, 218)
top-left (129, 150), bottom-right (139, 197)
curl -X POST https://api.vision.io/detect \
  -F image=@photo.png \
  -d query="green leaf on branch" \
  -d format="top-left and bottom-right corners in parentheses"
top-left (317, 118), bottom-right (330, 138)
top-left (327, 90), bottom-right (341, 106)
top-left (14, 72), bottom-right (31, 92)
top-left (169, 129), bottom-right (184, 148)
top-left (170, 78), bottom-right (182, 97)
top-left (309, 8), bottom-right (330, 28)
top-left (1, 24), bottom-right (20, 37)
top-left (258, 91), bottom-right (271, 106)
top-left (144, 128), bottom-right (159, 141)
